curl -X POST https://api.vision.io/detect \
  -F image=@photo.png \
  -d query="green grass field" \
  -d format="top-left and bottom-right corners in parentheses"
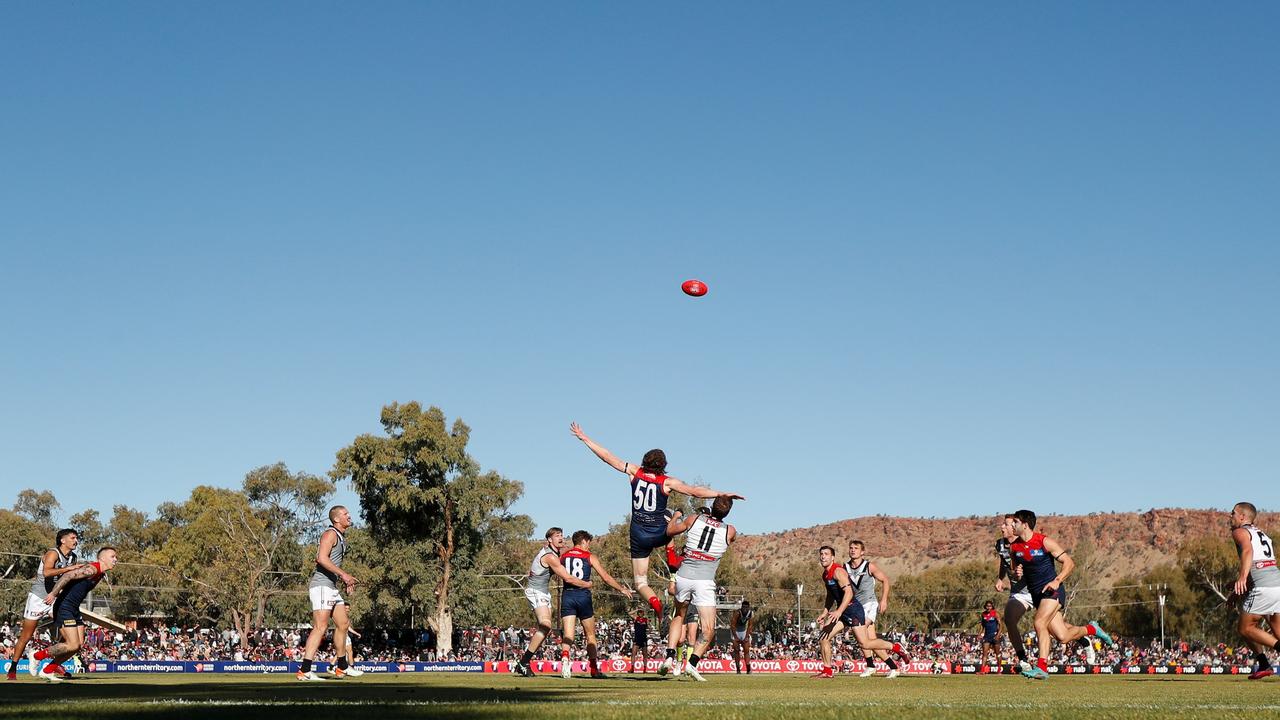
top-left (2, 673), bottom-right (1277, 720)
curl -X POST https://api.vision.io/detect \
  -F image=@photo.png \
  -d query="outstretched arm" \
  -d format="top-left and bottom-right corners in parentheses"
top-left (570, 423), bottom-right (635, 476)
top-left (44, 564), bottom-right (97, 605)
top-left (664, 477), bottom-right (745, 501)
top-left (590, 555), bottom-right (634, 600)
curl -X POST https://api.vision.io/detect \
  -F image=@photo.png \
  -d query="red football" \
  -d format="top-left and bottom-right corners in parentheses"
top-left (681, 279), bottom-right (708, 297)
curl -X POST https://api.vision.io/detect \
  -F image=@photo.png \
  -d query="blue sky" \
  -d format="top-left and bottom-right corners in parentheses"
top-left (2, 2), bottom-right (1276, 535)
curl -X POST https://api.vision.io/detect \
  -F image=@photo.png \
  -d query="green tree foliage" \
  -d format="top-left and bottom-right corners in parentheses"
top-left (0, 505), bottom-right (59, 621)
top-left (894, 561), bottom-right (995, 632)
top-left (332, 402), bottom-right (527, 656)
top-left (1105, 564), bottom-right (1197, 643)
top-left (149, 465), bottom-right (333, 645)
top-left (12, 489), bottom-right (59, 528)
top-left (98, 505), bottom-right (178, 623)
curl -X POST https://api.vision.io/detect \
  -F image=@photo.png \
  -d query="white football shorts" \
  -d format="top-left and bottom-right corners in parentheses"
top-left (674, 576), bottom-right (717, 608)
top-left (23, 592), bottom-right (53, 621)
top-left (309, 585), bottom-right (345, 612)
top-left (1242, 586), bottom-right (1280, 616)
top-left (861, 600), bottom-right (879, 624)
top-left (525, 588), bottom-right (552, 610)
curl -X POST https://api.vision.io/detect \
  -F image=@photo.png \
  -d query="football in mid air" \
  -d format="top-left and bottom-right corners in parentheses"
top-left (681, 279), bottom-right (708, 297)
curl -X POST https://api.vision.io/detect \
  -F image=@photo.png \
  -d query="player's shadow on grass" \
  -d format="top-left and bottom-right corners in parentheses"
top-left (0, 679), bottom-right (629, 720)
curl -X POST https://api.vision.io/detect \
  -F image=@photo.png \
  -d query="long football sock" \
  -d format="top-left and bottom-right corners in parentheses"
top-left (300, 658), bottom-right (312, 673)
top-left (1037, 658), bottom-right (1049, 673)
top-left (520, 650), bottom-right (533, 666)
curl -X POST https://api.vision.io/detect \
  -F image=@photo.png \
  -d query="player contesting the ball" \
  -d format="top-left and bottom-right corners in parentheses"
top-left (570, 423), bottom-right (743, 615)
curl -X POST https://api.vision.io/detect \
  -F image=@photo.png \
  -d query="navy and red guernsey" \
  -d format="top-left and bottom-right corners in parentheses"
top-left (629, 471), bottom-right (671, 528)
top-left (981, 609), bottom-right (1000, 637)
top-left (560, 548), bottom-right (593, 598)
top-left (1010, 533), bottom-right (1057, 592)
top-left (823, 563), bottom-right (843, 604)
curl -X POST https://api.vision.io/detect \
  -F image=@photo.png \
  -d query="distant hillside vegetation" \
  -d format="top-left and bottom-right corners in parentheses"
top-left (734, 508), bottom-right (1277, 586)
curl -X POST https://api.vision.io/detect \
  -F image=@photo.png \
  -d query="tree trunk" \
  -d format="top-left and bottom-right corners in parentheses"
top-left (432, 498), bottom-right (456, 657)
top-left (231, 608), bottom-right (248, 649)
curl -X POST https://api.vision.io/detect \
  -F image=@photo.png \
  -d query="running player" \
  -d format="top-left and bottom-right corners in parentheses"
top-left (514, 527), bottom-right (592, 677)
top-left (995, 514), bottom-right (1035, 672)
top-left (298, 506), bottom-right (357, 681)
top-left (729, 600), bottom-right (755, 674)
top-left (558, 530), bottom-right (633, 679)
top-left (813, 545), bottom-right (858, 679)
top-left (7, 529), bottom-right (84, 680)
top-left (1228, 501), bottom-right (1280, 680)
top-left (1008, 509), bottom-right (1114, 679)
top-left (979, 601), bottom-right (1000, 673)
top-left (27, 547), bottom-right (117, 682)
top-left (845, 540), bottom-right (906, 678)
top-left (658, 497), bottom-right (737, 682)
top-left (570, 423), bottom-right (744, 615)
top-left (631, 609), bottom-right (650, 673)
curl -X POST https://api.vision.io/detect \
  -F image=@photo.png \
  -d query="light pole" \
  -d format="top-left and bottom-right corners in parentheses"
top-left (1149, 582), bottom-right (1168, 648)
top-left (796, 584), bottom-right (803, 644)
top-left (1158, 586), bottom-right (1167, 649)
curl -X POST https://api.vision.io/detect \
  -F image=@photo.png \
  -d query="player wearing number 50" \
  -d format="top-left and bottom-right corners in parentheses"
top-left (1229, 501), bottom-right (1280, 680)
top-left (659, 496), bottom-right (737, 682)
top-left (570, 423), bottom-right (744, 616)
top-left (558, 530), bottom-right (634, 679)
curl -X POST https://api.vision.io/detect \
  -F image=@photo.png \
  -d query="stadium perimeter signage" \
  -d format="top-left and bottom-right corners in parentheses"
top-left (56, 660), bottom-right (1256, 675)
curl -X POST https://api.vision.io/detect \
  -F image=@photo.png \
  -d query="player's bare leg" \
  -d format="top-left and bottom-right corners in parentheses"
top-left (329, 603), bottom-right (350, 677)
top-left (732, 635), bottom-right (752, 674)
top-left (31, 625), bottom-right (81, 682)
top-left (851, 624), bottom-right (908, 677)
top-left (1027, 600), bottom-right (1109, 679)
top-left (559, 615), bottom-right (577, 678)
top-left (1003, 598), bottom-right (1032, 671)
top-left (632, 556), bottom-right (663, 614)
top-left (632, 641), bottom-right (647, 673)
top-left (659, 600), bottom-right (688, 676)
top-left (1238, 612), bottom-right (1280, 678)
top-left (517, 606), bottom-right (555, 676)
top-left (815, 619), bottom-right (844, 677)
top-left (681, 605), bottom-right (716, 682)
top-left (582, 617), bottom-right (605, 677)
top-left (1238, 611), bottom-right (1280, 649)
top-left (7, 618), bottom-right (41, 679)
top-left (681, 616), bottom-right (698, 670)
top-left (298, 608), bottom-right (332, 680)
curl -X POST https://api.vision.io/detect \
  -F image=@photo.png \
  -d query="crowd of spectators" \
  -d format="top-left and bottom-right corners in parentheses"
top-left (0, 617), bottom-right (1256, 668)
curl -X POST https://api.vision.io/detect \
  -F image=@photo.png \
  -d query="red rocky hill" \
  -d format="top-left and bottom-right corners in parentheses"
top-left (734, 508), bottom-right (1277, 585)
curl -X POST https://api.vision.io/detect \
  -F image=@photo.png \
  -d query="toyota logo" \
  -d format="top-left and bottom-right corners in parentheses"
top-left (786, 660), bottom-right (800, 672)
top-left (612, 660), bottom-right (626, 672)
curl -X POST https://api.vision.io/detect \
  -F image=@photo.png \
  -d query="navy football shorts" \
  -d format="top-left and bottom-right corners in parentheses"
top-left (629, 523), bottom-right (670, 559)
top-left (1030, 583), bottom-right (1066, 610)
top-left (561, 591), bottom-right (594, 620)
top-left (838, 601), bottom-right (866, 628)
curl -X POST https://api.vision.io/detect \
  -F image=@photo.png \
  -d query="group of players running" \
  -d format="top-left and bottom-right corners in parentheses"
top-left (8, 424), bottom-right (1280, 683)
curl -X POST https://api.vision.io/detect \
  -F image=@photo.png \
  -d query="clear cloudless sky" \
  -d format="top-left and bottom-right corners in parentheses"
top-left (1, 2), bottom-right (1276, 535)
